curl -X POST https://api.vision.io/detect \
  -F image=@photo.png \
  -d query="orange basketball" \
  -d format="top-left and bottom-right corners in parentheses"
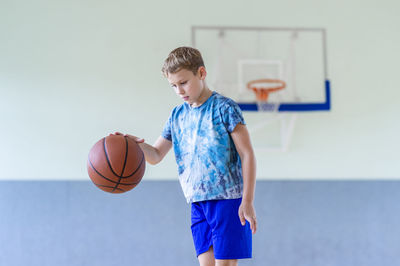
top-left (87, 135), bottom-right (145, 193)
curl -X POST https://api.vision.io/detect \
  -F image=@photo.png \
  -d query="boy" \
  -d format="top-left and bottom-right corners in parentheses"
top-left (114, 47), bottom-right (257, 266)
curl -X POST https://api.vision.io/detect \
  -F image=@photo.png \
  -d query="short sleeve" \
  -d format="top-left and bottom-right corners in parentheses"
top-left (220, 99), bottom-right (246, 133)
top-left (161, 113), bottom-right (172, 141)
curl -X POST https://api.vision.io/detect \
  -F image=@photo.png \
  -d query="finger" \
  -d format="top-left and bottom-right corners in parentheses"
top-left (130, 136), bottom-right (145, 143)
top-left (135, 137), bottom-right (145, 143)
top-left (124, 134), bottom-right (145, 143)
top-left (247, 216), bottom-right (254, 233)
top-left (246, 215), bottom-right (257, 234)
top-left (239, 212), bottom-right (246, 226)
top-left (251, 217), bottom-right (257, 234)
top-left (251, 218), bottom-right (257, 234)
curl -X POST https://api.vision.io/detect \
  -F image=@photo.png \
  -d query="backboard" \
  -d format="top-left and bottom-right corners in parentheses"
top-left (191, 26), bottom-right (330, 112)
top-left (191, 26), bottom-right (331, 151)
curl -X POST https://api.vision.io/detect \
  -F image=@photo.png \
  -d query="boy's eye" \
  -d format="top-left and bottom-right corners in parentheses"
top-left (170, 81), bottom-right (187, 88)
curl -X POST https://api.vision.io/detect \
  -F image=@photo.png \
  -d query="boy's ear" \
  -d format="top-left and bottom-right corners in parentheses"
top-left (198, 66), bottom-right (207, 80)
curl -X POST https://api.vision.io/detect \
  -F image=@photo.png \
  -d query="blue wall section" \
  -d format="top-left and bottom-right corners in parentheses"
top-left (0, 181), bottom-right (399, 266)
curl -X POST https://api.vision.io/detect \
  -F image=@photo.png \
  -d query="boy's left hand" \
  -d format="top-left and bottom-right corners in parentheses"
top-left (238, 201), bottom-right (257, 234)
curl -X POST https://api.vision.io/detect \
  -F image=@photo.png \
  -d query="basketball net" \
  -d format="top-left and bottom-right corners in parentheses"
top-left (248, 78), bottom-right (286, 112)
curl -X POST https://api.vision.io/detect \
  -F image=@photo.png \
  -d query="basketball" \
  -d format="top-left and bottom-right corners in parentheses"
top-left (87, 134), bottom-right (146, 193)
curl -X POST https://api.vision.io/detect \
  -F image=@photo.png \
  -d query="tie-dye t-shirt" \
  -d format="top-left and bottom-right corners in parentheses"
top-left (161, 91), bottom-right (246, 203)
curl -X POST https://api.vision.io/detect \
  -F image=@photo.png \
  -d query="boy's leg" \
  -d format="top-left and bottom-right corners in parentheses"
top-left (215, 259), bottom-right (238, 266)
top-left (192, 202), bottom-right (214, 265)
top-left (198, 246), bottom-right (215, 266)
top-left (198, 246), bottom-right (238, 266)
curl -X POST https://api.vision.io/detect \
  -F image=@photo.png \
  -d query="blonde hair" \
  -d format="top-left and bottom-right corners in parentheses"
top-left (162, 47), bottom-right (205, 76)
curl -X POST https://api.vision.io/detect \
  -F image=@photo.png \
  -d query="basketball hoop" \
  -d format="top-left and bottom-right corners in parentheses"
top-left (247, 79), bottom-right (286, 101)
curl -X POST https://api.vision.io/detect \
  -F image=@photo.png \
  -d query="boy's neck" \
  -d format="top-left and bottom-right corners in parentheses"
top-left (191, 87), bottom-right (213, 107)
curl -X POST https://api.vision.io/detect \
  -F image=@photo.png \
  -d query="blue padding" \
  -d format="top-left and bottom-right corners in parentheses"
top-left (238, 80), bottom-right (331, 112)
top-left (1, 180), bottom-right (399, 266)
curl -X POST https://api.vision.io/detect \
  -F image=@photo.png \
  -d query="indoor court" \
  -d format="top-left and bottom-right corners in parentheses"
top-left (1, 0), bottom-right (399, 265)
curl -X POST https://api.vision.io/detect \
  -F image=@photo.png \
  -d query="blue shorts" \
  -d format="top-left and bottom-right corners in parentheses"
top-left (191, 198), bottom-right (252, 260)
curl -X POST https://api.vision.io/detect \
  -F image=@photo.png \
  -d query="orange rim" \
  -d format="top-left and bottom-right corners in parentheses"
top-left (247, 79), bottom-right (286, 101)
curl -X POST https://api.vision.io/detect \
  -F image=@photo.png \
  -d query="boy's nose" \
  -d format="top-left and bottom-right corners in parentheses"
top-left (176, 86), bottom-right (185, 95)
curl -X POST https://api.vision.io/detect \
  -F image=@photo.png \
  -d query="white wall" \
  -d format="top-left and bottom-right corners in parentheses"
top-left (0, 0), bottom-right (399, 180)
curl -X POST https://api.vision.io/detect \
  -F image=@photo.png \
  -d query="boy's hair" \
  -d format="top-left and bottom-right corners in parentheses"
top-left (162, 47), bottom-right (205, 76)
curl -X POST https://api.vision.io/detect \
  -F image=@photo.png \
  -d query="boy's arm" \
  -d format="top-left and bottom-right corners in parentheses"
top-left (230, 123), bottom-right (257, 234)
top-left (142, 135), bottom-right (172, 165)
top-left (113, 132), bottom-right (172, 165)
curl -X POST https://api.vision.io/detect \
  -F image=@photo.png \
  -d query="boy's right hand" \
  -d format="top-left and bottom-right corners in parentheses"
top-left (110, 132), bottom-right (145, 144)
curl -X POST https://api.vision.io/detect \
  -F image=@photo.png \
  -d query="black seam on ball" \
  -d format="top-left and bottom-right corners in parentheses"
top-left (88, 159), bottom-right (140, 186)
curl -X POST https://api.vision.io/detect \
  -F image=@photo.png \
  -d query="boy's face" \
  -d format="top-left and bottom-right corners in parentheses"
top-left (167, 67), bottom-right (207, 106)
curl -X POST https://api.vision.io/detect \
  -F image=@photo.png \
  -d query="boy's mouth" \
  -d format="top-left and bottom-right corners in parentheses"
top-left (182, 96), bottom-right (189, 101)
